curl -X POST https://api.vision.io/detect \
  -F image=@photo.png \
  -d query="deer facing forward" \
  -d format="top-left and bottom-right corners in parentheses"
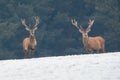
top-left (21, 17), bottom-right (39, 58)
top-left (71, 19), bottom-right (105, 54)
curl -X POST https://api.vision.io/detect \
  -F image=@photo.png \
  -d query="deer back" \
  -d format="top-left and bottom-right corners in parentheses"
top-left (86, 36), bottom-right (105, 50)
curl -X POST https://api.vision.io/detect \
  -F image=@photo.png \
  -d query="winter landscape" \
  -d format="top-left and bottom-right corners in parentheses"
top-left (0, 52), bottom-right (120, 80)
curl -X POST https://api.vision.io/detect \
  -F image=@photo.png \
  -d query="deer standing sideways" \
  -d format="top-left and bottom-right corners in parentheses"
top-left (21, 17), bottom-right (39, 58)
top-left (71, 19), bottom-right (105, 53)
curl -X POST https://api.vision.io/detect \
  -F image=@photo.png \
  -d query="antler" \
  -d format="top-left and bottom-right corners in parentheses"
top-left (71, 19), bottom-right (83, 30)
top-left (21, 19), bottom-right (30, 31)
top-left (87, 18), bottom-right (94, 30)
top-left (33, 16), bottom-right (39, 30)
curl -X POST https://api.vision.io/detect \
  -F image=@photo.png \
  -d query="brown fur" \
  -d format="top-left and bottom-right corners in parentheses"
top-left (23, 37), bottom-right (37, 58)
top-left (83, 36), bottom-right (105, 53)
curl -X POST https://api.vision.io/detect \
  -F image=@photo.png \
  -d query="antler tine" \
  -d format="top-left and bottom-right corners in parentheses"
top-left (79, 25), bottom-right (84, 30)
top-left (21, 19), bottom-right (30, 31)
top-left (87, 18), bottom-right (94, 30)
top-left (71, 19), bottom-right (80, 29)
top-left (33, 16), bottom-right (39, 28)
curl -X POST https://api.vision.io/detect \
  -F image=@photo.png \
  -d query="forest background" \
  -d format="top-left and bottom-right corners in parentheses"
top-left (0, 0), bottom-right (120, 59)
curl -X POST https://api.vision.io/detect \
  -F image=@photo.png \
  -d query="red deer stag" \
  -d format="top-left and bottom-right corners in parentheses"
top-left (71, 19), bottom-right (105, 53)
top-left (21, 17), bottom-right (39, 58)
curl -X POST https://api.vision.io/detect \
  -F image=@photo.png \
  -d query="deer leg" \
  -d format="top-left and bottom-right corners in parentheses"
top-left (24, 53), bottom-right (27, 58)
top-left (101, 44), bottom-right (105, 53)
top-left (86, 49), bottom-right (91, 54)
top-left (27, 46), bottom-right (30, 58)
top-left (27, 49), bottom-right (32, 58)
top-left (89, 50), bottom-right (93, 54)
top-left (86, 49), bottom-right (89, 54)
top-left (96, 50), bottom-right (99, 53)
top-left (24, 50), bottom-right (28, 58)
top-left (28, 49), bottom-right (34, 58)
top-left (102, 48), bottom-right (105, 53)
top-left (87, 49), bottom-right (93, 54)
top-left (31, 49), bottom-right (35, 58)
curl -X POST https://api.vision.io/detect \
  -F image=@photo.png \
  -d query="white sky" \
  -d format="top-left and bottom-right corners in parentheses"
top-left (0, 52), bottom-right (120, 80)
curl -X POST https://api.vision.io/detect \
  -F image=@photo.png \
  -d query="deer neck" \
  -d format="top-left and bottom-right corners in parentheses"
top-left (29, 35), bottom-right (36, 49)
top-left (29, 35), bottom-right (36, 42)
top-left (82, 36), bottom-right (90, 48)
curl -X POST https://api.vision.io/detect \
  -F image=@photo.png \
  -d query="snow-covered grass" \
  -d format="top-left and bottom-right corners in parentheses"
top-left (0, 52), bottom-right (120, 80)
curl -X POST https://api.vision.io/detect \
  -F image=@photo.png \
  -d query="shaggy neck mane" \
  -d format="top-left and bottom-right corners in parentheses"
top-left (82, 36), bottom-right (90, 48)
top-left (30, 35), bottom-right (35, 43)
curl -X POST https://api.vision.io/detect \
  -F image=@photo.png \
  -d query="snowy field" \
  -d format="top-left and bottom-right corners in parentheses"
top-left (0, 52), bottom-right (120, 80)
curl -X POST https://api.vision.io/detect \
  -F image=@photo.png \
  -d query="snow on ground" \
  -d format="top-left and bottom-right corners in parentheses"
top-left (0, 52), bottom-right (120, 80)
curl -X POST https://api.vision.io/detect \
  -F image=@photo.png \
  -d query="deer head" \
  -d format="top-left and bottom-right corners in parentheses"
top-left (71, 19), bottom-right (94, 38)
top-left (21, 16), bottom-right (39, 37)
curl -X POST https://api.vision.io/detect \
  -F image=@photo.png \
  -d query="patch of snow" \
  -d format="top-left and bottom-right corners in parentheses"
top-left (0, 52), bottom-right (120, 80)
